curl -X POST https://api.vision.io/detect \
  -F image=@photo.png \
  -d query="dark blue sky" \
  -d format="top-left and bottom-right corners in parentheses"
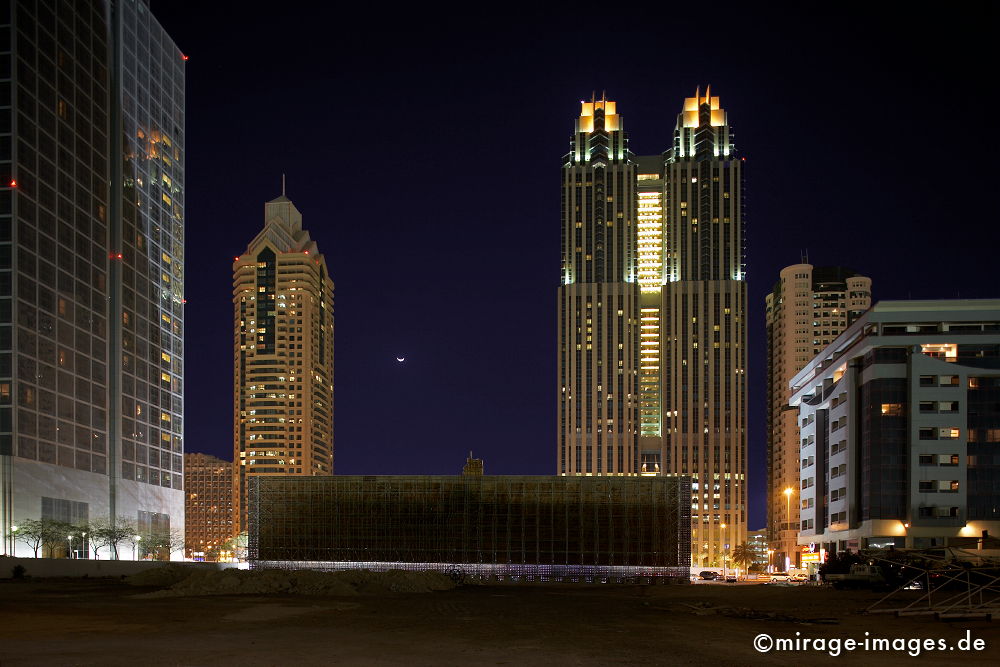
top-left (155, 3), bottom-right (996, 529)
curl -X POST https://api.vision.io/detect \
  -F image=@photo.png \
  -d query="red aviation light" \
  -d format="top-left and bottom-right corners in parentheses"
top-left (303, 250), bottom-right (309, 255)
top-left (9, 179), bottom-right (16, 187)
top-left (182, 54), bottom-right (189, 61)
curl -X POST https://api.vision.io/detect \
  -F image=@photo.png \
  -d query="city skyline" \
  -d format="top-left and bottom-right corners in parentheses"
top-left (150, 4), bottom-right (995, 530)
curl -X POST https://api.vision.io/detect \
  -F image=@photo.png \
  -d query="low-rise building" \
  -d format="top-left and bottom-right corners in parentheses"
top-left (184, 453), bottom-right (233, 560)
top-left (790, 300), bottom-right (1000, 564)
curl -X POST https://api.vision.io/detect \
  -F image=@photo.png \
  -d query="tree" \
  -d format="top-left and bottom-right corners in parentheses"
top-left (144, 529), bottom-right (185, 560)
top-left (90, 516), bottom-right (138, 560)
top-left (223, 531), bottom-right (248, 561)
top-left (731, 542), bottom-right (756, 574)
top-left (9, 519), bottom-right (75, 558)
top-left (10, 519), bottom-right (47, 558)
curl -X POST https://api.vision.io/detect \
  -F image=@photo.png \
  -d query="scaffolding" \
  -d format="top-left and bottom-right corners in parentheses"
top-left (867, 547), bottom-right (1000, 620)
top-left (248, 475), bottom-right (691, 581)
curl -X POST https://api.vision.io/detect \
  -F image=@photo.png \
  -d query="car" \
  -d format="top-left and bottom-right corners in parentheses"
top-left (699, 571), bottom-right (719, 580)
top-left (725, 574), bottom-right (738, 583)
top-left (770, 572), bottom-right (791, 583)
top-left (791, 573), bottom-right (808, 582)
top-left (757, 573), bottom-right (772, 581)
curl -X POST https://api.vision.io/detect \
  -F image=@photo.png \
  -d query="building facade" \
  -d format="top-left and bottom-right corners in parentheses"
top-left (790, 300), bottom-right (1000, 562)
top-left (232, 194), bottom-right (334, 535)
top-left (765, 264), bottom-right (871, 569)
top-left (558, 88), bottom-right (747, 566)
top-left (0, 0), bottom-right (185, 558)
top-left (184, 452), bottom-right (232, 560)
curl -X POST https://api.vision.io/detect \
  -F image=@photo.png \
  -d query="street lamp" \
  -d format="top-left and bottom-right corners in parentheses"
top-left (721, 523), bottom-right (727, 578)
top-left (134, 535), bottom-right (142, 561)
top-left (784, 487), bottom-right (795, 570)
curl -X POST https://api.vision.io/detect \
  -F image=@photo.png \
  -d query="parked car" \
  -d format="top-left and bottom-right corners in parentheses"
top-left (791, 573), bottom-right (808, 582)
top-left (725, 574), bottom-right (738, 583)
top-left (770, 571), bottom-right (791, 582)
top-left (699, 571), bottom-right (719, 580)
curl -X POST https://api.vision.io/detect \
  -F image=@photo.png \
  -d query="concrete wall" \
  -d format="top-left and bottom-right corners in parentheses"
top-left (0, 556), bottom-right (240, 579)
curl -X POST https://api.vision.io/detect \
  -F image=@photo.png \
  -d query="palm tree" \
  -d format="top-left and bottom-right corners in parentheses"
top-left (731, 542), bottom-right (756, 576)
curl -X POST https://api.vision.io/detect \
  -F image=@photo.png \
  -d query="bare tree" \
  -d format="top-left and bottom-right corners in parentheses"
top-left (145, 529), bottom-right (185, 560)
top-left (91, 516), bottom-right (138, 560)
top-left (10, 519), bottom-right (46, 557)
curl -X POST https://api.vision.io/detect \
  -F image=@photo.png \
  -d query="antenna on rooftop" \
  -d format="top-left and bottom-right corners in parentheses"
top-left (281, 173), bottom-right (286, 197)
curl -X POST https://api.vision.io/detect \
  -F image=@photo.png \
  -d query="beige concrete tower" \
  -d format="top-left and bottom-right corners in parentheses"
top-left (232, 194), bottom-right (334, 535)
top-left (558, 96), bottom-right (639, 475)
top-left (765, 264), bottom-right (871, 570)
top-left (660, 88), bottom-right (746, 567)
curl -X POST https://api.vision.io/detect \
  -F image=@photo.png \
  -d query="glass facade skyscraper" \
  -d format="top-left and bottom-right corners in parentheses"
top-left (0, 0), bottom-right (184, 557)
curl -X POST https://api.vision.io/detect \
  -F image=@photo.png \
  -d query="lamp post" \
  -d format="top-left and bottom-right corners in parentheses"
top-left (133, 535), bottom-right (142, 561)
top-left (766, 549), bottom-right (774, 573)
top-left (721, 523), bottom-right (727, 578)
top-left (7, 525), bottom-right (17, 557)
top-left (784, 487), bottom-right (794, 570)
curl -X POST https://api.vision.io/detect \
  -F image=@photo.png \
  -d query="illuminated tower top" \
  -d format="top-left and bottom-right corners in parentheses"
top-left (670, 85), bottom-right (734, 161)
top-left (567, 93), bottom-right (630, 165)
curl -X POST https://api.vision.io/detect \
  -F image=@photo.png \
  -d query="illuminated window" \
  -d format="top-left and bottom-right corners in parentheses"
top-left (921, 343), bottom-right (957, 362)
top-left (880, 403), bottom-right (903, 416)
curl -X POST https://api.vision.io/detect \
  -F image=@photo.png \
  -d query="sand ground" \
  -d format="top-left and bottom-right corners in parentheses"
top-left (1, 578), bottom-right (998, 665)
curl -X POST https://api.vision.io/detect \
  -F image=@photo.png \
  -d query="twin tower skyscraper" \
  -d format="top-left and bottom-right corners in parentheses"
top-left (558, 89), bottom-right (746, 565)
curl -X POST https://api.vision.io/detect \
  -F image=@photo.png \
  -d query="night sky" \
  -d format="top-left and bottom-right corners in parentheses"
top-left (153, 4), bottom-right (995, 530)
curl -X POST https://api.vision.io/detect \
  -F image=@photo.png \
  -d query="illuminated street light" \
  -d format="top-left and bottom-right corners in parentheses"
top-left (783, 488), bottom-right (795, 570)
top-left (721, 523), bottom-right (727, 578)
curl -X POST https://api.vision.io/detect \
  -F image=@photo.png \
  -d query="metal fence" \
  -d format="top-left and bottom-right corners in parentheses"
top-left (248, 475), bottom-right (690, 580)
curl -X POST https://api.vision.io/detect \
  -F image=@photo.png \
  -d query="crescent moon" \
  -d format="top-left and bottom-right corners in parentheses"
top-left (396, 357), bottom-right (405, 362)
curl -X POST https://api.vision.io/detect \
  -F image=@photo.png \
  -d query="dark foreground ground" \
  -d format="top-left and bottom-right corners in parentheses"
top-left (1, 578), bottom-right (999, 665)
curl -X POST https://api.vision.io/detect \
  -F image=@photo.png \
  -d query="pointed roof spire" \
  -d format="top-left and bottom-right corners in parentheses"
top-left (695, 85), bottom-right (701, 103)
top-left (704, 84), bottom-right (711, 104)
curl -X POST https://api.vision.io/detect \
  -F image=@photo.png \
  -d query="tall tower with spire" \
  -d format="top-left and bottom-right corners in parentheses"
top-left (232, 192), bottom-right (334, 535)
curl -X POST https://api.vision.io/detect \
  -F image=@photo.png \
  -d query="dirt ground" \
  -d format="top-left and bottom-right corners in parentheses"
top-left (1, 577), bottom-right (999, 666)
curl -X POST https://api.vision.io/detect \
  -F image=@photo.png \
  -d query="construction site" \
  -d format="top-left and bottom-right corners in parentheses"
top-left (247, 474), bottom-right (691, 580)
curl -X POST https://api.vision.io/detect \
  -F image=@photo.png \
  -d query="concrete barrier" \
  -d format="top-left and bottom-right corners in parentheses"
top-left (0, 555), bottom-right (241, 579)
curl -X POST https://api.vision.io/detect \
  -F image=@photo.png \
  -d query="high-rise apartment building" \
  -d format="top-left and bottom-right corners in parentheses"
top-left (790, 300), bottom-right (1000, 563)
top-left (184, 452), bottom-right (232, 559)
top-left (765, 264), bottom-right (871, 569)
top-left (0, 0), bottom-right (185, 557)
top-left (558, 88), bottom-right (746, 566)
top-left (233, 194), bottom-right (333, 535)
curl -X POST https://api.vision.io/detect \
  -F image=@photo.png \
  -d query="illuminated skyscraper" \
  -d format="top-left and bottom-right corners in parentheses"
top-left (765, 264), bottom-right (871, 569)
top-left (557, 96), bottom-right (638, 476)
top-left (659, 88), bottom-right (746, 567)
top-left (1, 0), bottom-right (186, 558)
top-left (558, 88), bottom-right (747, 567)
top-left (232, 193), bottom-right (334, 535)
